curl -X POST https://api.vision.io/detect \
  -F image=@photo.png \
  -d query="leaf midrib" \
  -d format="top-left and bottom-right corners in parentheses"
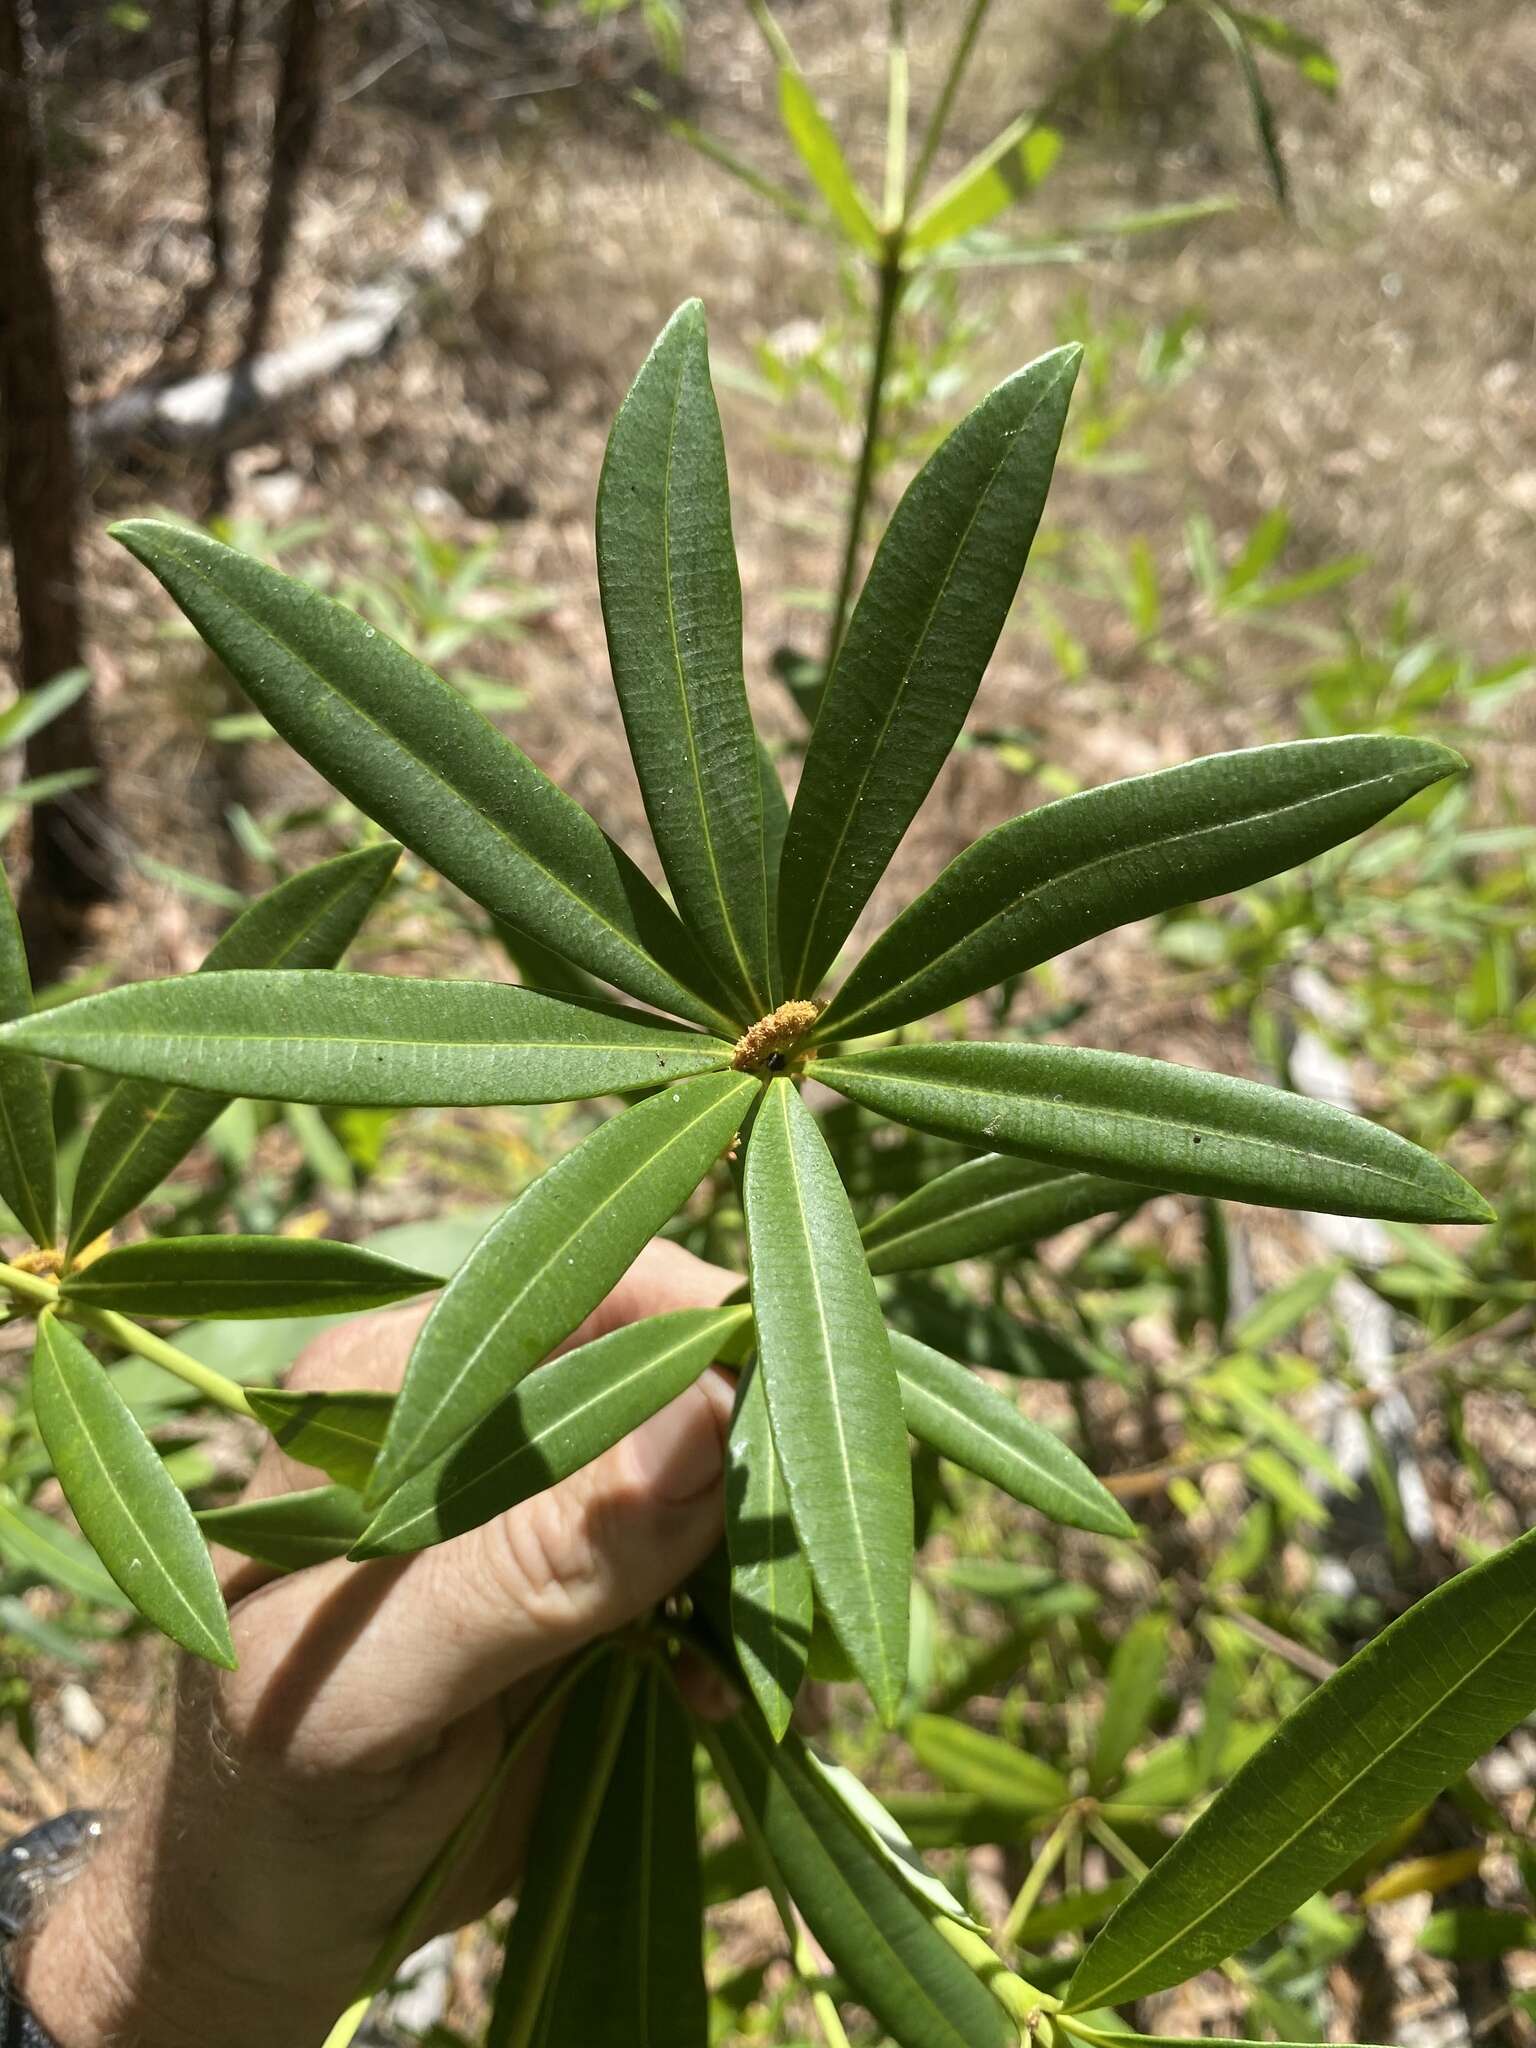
top-left (142, 534), bottom-right (724, 1028)
top-left (786, 359), bottom-right (1073, 993)
top-left (41, 1324), bottom-right (223, 1658)
top-left (1076, 1585), bottom-right (1536, 2008)
top-left (830, 763), bottom-right (1424, 1036)
top-left (824, 1058), bottom-right (1427, 1201)
top-left (657, 348), bottom-right (765, 1015)
top-left (896, 1361), bottom-right (1089, 1517)
top-left (378, 1314), bottom-right (739, 1545)
top-left (389, 1079), bottom-right (750, 1482)
top-left (70, 860), bottom-right (388, 1248)
top-left (773, 1086), bottom-right (894, 1694)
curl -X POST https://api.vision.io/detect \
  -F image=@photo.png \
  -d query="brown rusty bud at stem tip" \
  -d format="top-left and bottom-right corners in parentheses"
top-left (732, 999), bottom-right (822, 1071)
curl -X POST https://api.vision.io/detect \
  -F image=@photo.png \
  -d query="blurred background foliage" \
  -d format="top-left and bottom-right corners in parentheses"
top-left (0, 1), bottom-right (1532, 2043)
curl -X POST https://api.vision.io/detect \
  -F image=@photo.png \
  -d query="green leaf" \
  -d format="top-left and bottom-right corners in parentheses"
top-left (245, 1388), bottom-right (394, 1491)
top-left (0, 1487), bottom-right (133, 1607)
top-left (907, 1713), bottom-right (1072, 1812)
top-left (487, 1655), bottom-right (639, 2048)
top-left (353, 1307), bottom-right (750, 1556)
top-left (727, 1357), bottom-right (813, 1740)
top-left (806, 1749), bottom-right (987, 1931)
top-left (633, 88), bottom-right (820, 229)
top-left (744, 1078), bottom-right (911, 1722)
top-left (1419, 1908), bottom-right (1536, 1962)
top-left (907, 122), bottom-right (1063, 253)
top-left (196, 1483), bottom-right (367, 1571)
top-left (820, 1043), bottom-right (1492, 1225)
top-left (707, 1710), bottom-right (1017, 2048)
top-left (863, 1153), bottom-right (1144, 1275)
top-left (1201, 1), bottom-right (1289, 208)
top-left (11, 972), bottom-right (735, 1106)
top-left (890, 1331), bottom-right (1132, 1538)
top-left (820, 738), bottom-right (1466, 1039)
top-left (1076, 2038), bottom-right (1383, 2048)
top-left (1230, 10), bottom-right (1338, 91)
top-left (1067, 1522), bottom-right (1536, 2012)
top-left (110, 520), bottom-right (738, 1034)
top-left (0, 666), bottom-right (90, 750)
top-left (61, 1235), bottom-right (440, 1320)
top-left (369, 1071), bottom-right (756, 1501)
top-left (0, 861), bottom-right (57, 1246)
top-left (776, 348), bottom-right (1081, 996)
top-left (31, 1316), bottom-right (234, 1665)
top-left (777, 67), bottom-right (881, 253)
top-left (1091, 1614), bottom-right (1172, 1790)
top-left (533, 1665), bottom-right (708, 2045)
top-left (598, 302), bottom-right (771, 1016)
top-left (67, 844), bottom-right (398, 1254)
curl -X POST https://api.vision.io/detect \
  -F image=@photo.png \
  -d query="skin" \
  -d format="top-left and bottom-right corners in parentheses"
top-left (18, 1240), bottom-right (739, 2048)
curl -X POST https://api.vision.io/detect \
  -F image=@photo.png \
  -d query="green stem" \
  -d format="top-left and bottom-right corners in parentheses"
top-left (1001, 1806), bottom-right (1079, 1949)
top-left (932, 1917), bottom-right (1059, 2028)
top-left (822, 243), bottom-right (906, 688)
top-left (0, 1259), bottom-right (254, 1417)
top-left (883, 1), bottom-right (909, 230)
top-left (907, 0), bottom-right (994, 207)
top-left (319, 1643), bottom-right (612, 2048)
top-left (745, 0), bottom-right (794, 67)
top-left (1085, 1811), bottom-right (1148, 1880)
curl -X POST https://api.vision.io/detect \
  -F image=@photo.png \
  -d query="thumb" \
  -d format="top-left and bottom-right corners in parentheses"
top-left (409, 1366), bottom-right (737, 1728)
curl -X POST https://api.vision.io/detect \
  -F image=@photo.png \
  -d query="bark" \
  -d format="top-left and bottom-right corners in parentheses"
top-left (0, 0), bottom-right (113, 977)
top-left (242, 0), bottom-right (326, 363)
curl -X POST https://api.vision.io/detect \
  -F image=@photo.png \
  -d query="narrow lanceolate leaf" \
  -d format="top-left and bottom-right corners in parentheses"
top-left (777, 348), bottom-right (1081, 996)
top-left (370, 1071), bottom-right (756, 1502)
top-left (110, 521), bottom-right (738, 1033)
top-left (0, 861), bottom-right (56, 1246)
top-left (354, 1307), bottom-right (750, 1556)
top-left (62, 1235), bottom-right (439, 1321)
top-left (744, 1079), bottom-right (911, 1723)
top-left (1067, 1521), bottom-right (1536, 2012)
top-left (1091, 1614), bottom-right (1172, 1791)
top-left (908, 1714), bottom-right (1072, 1813)
top-left (707, 1711), bottom-right (1017, 2048)
top-left (534, 1666), bottom-right (708, 2047)
top-left (863, 1153), bottom-right (1144, 1275)
top-left (487, 1656), bottom-right (639, 2048)
top-left (68, 843), bottom-right (398, 1254)
top-left (598, 302), bottom-right (770, 1016)
top-left (0, 1488), bottom-right (132, 1607)
top-left (727, 1358), bottom-right (813, 1740)
top-left (246, 1389), bottom-right (394, 1492)
top-left (8, 972), bottom-right (734, 1106)
top-left (777, 67), bottom-right (881, 253)
top-left (891, 1332), bottom-right (1132, 1539)
top-left (197, 1484), bottom-right (367, 1572)
top-left (906, 121), bottom-right (1064, 252)
top-left (821, 1044), bottom-right (1492, 1225)
top-left (31, 1317), bottom-right (234, 1666)
top-left (820, 737), bottom-right (1467, 1039)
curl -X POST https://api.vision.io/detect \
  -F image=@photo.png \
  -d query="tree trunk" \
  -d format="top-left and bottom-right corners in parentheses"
top-left (0, 0), bottom-right (113, 981)
top-left (242, 0), bottom-right (326, 363)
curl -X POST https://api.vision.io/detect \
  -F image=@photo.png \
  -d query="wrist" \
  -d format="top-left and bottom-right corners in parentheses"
top-left (16, 1808), bottom-right (349, 2048)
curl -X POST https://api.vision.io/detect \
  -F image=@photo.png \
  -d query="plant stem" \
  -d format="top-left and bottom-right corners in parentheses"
top-left (822, 242), bottom-right (905, 687)
top-left (319, 1643), bottom-right (612, 2048)
top-left (907, 0), bottom-right (994, 207)
top-left (0, 1258), bottom-right (256, 1417)
top-left (883, 0), bottom-right (909, 230)
top-left (1085, 1810), bottom-right (1148, 1880)
top-left (932, 1916), bottom-right (1059, 2028)
top-left (745, 0), bottom-right (793, 68)
top-left (1001, 1806), bottom-right (1079, 1949)
top-left (69, 1304), bottom-right (256, 1417)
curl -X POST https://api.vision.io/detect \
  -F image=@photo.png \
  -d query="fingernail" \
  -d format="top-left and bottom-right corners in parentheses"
top-left (625, 1385), bottom-right (727, 1506)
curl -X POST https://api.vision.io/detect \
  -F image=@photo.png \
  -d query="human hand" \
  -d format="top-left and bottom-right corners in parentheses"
top-left (19, 1239), bottom-right (739, 2048)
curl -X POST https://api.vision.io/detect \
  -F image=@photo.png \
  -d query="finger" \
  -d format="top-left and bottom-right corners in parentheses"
top-left (222, 1365), bottom-right (736, 1768)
